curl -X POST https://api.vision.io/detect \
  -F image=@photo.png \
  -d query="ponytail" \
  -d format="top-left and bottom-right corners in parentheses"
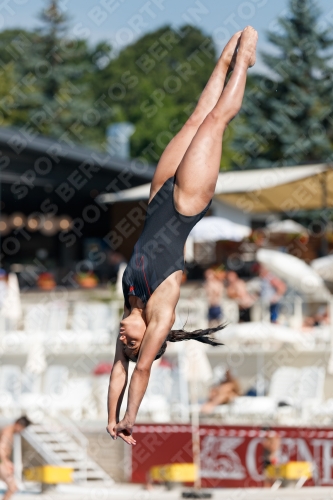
top-left (154, 324), bottom-right (225, 361)
top-left (126, 325), bottom-right (226, 363)
top-left (167, 324), bottom-right (225, 347)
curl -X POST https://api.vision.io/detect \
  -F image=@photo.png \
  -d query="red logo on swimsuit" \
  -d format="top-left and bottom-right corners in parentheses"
top-left (129, 285), bottom-right (135, 292)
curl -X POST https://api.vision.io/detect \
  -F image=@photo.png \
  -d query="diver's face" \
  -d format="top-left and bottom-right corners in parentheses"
top-left (119, 315), bottom-right (146, 361)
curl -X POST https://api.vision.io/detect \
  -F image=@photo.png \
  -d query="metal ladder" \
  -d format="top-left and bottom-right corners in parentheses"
top-left (23, 416), bottom-right (114, 485)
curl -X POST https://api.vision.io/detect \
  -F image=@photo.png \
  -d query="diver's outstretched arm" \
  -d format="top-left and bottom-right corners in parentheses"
top-left (106, 337), bottom-right (129, 439)
top-left (114, 309), bottom-right (175, 445)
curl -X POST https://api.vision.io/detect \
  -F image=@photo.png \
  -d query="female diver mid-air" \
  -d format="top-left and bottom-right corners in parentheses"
top-left (107, 27), bottom-right (258, 445)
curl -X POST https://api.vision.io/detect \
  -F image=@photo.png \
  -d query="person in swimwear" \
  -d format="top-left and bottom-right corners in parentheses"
top-left (201, 368), bottom-right (241, 414)
top-left (106, 27), bottom-right (258, 445)
top-left (0, 416), bottom-right (31, 500)
top-left (226, 271), bottom-right (256, 322)
top-left (204, 268), bottom-right (224, 327)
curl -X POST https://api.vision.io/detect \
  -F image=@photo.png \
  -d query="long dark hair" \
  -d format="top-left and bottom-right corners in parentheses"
top-left (127, 324), bottom-right (225, 363)
top-left (154, 324), bottom-right (225, 360)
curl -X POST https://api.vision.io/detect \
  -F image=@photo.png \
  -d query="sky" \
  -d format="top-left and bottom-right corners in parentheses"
top-left (2, 0), bottom-right (333, 72)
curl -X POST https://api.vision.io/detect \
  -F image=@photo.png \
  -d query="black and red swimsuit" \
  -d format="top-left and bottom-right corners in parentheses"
top-left (122, 176), bottom-right (211, 309)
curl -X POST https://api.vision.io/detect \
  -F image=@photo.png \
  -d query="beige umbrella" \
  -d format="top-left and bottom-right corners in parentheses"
top-left (215, 164), bottom-right (333, 213)
top-left (311, 255), bottom-right (333, 283)
top-left (267, 219), bottom-right (308, 235)
top-left (99, 164), bottom-right (333, 214)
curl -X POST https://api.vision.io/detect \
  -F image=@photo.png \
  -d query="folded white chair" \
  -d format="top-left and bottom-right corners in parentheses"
top-left (0, 365), bottom-right (21, 399)
top-left (24, 304), bottom-right (48, 333)
top-left (145, 365), bottom-right (173, 403)
top-left (92, 374), bottom-right (109, 417)
top-left (231, 396), bottom-right (276, 417)
top-left (139, 364), bottom-right (172, 422)
top-left (72, 302), bottom-right (111, 331)
top-left (298, 366), bottom-right (325, 402)
top-left (268, 366), bottom-right (300, 405)
top-left (0, 391), bottom-right (19, 416)
top-left (43, 365), bottom-right (69, 395)
top-left (47, 377), bottom-right (96, 420)
top-left (46, 301), bottom-right (69, 332)
top-left (71, 303), bottom-right (90, 332)
top-left (209, 404), bottom-right (230, 417)
top-left (88, 303), bottom-right (111, 332)
top-left (0, 332), bottom-right (28, 351)
top-left (310, 398), bottom-right (333, 417)
top-left (19, 371), bottom-right (44, 410)
top-left (20, 365), bottom-right (68, 411)
top-left (139, 395), bottom-right (171, 423)
top-left (299, 366), bottom-right (326, 420)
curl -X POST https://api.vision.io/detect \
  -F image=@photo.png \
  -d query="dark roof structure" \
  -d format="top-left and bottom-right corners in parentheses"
top-left (0, 127), bottom-right (156, 270)
top-left (0, 126), bottom-right (155, 214)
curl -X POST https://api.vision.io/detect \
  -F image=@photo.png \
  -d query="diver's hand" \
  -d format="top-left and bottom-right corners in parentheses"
top-left (106, 421), bottom-right (117, 441)
top-left (114, 418), bottom-right (136, 446)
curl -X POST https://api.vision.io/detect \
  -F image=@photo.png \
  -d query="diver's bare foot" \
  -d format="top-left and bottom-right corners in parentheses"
top-left (221, 31), bottom-right (242, 74)
top-left (238, 26), bottom-right (258, 67)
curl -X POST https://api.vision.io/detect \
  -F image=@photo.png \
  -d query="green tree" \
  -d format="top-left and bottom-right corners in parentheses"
top-left (8, 1), bottom-right (111, 148)
top-left (0, 18), bottom-right (236, 162)
top-left (0, 30), bottom-right (36, 127)
top-left (232, 0), bottom-right (333, 169)
top-left (96, 25), bottom-right (224, 162)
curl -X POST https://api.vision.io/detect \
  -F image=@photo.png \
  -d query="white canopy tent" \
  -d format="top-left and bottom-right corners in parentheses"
top-left (98, 163), bottom-right (333, 213)
top-left (189, 216), bottom-right (251, 242)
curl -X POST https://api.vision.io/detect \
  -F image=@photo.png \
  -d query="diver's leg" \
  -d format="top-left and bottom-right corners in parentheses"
top-left (174, 26), bottom-right (258, 216)
top-left (149, 31), bottom-right (242, 199)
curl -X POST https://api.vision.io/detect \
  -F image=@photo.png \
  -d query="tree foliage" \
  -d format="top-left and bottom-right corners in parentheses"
top-left (94, 24), bottom-right (218, 162)
top-left (0, 1), bottom-right (110, 148)
top-left (0, 5), bottom-right (225, 160)
top-left (232, 0), bottom-right (333, 169)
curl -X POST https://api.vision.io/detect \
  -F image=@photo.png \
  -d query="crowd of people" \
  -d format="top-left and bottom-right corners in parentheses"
top-left (203, 265), bottom-right (286, 325)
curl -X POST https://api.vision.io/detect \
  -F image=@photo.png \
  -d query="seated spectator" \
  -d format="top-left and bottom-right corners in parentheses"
top-left (302, 305), bottom-right (329, 330)
top-left (259, 265), bottom-right (286, 323)
top-left (226, 271), bottom-right (256, 322)
top-left (201, 369), bottom-right (241, 414)
top-left (204, 268), bottom-right (225, 327)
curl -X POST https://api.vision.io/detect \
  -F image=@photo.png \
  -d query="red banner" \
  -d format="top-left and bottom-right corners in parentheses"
top-left (131, 425), bottom-right (333, 487)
